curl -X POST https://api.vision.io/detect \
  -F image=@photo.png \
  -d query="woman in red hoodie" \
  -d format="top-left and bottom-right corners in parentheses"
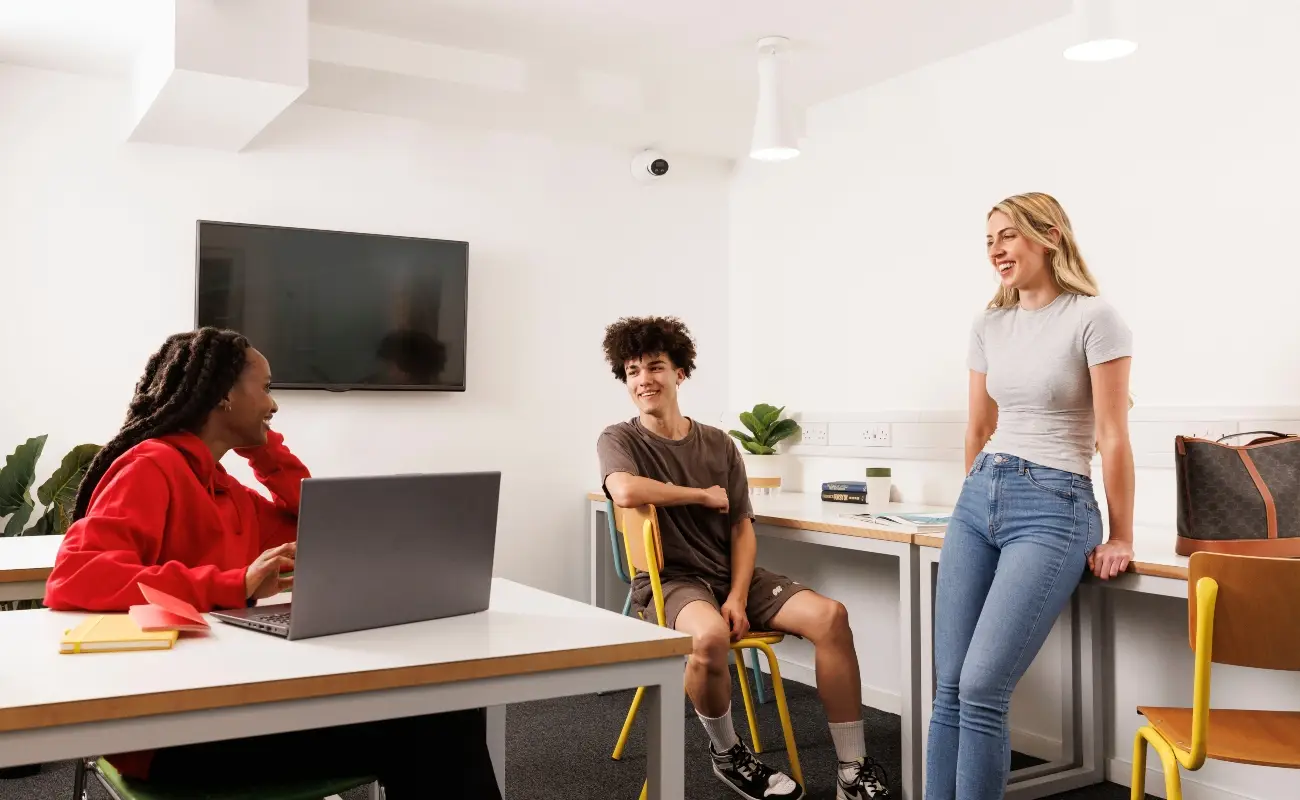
top-left (44, 327), bottom-right (502, 798)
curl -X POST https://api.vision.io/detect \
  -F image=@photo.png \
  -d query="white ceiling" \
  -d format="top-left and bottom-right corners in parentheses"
top-left (0, 0), bottom-right (1072, 158)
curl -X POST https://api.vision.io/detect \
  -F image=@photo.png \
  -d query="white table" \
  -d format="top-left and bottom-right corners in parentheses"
top-left (0, 577), bottom-right (692, 799)
top-left (589, 491), bottom-right (952, 800)
top-left (0, 533), bottom-right (62, 602)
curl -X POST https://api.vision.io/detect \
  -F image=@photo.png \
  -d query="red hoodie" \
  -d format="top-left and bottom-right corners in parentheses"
top-left (43, 428), bottom-right (308, 778)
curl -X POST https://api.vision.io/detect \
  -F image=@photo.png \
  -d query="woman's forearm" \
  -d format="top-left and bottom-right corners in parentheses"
top-left (1098, 438), bottom-right (1135, 542)
top-left (965, 429), bottom-right (992, 473)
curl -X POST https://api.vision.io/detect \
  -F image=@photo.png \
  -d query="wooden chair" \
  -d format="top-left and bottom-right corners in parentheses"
top-left (72, 756), bottom-right (381, 800)
top-left (604, 497), bottom-right (769, 704)
top-left (610, 504), bottom-right (802, 799)
top-left (1131, 552), bottom-right (1300, 800)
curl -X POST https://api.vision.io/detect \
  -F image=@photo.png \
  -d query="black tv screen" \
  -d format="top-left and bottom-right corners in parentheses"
top-left (195, 221), bottom-right (468, 391)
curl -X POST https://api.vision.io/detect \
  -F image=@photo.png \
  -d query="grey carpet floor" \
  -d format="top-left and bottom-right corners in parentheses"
top-left (1, 667), bottom-right (1148, 799)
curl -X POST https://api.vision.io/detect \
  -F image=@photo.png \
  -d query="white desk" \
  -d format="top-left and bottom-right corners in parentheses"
top-left (0, 533), bottom-right (62, 602)
top-left (589, 491), bottom-right (951, 800)
top-left (0, 578), bottom-right (693, 799)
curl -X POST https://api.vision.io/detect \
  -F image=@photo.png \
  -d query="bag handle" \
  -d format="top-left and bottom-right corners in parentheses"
top-left (1216, 430), bottom-right (1292, 443)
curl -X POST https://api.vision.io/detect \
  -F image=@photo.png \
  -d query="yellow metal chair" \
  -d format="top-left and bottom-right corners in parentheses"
top-left (610, 504), bottom-right (802, 799)
top-left (1131, 552), bottom-right (1300, 800)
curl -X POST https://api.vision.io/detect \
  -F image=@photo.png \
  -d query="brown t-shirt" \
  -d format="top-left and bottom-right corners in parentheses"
top-left (597, 417), bottom-right (753, 592)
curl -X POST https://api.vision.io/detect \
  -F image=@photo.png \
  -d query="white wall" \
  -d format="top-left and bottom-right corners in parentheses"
top-left (0, 64), bottom-right (732, 602)
top-left (729, 1), bottom-right (1300, 798)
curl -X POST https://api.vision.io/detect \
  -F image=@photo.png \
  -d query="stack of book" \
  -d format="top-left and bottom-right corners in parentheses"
top-left (820, 480), bottom-right (868, 504)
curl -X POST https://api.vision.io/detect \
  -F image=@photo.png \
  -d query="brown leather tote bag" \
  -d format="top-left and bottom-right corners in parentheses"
top-left (1174, 431), bottom-right (1300, 556)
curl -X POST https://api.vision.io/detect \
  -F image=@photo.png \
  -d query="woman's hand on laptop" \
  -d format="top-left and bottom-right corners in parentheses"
top-left (245, 542), bottom-right (296, 600)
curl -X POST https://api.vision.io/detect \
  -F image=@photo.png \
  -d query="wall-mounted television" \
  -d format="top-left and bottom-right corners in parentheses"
top-left (195, 221), bottom-right (468, 391)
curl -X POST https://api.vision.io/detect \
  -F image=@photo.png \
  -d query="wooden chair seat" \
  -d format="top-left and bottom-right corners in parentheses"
top-left (1139, 707), bottom-right (1300, 768)
top-left (90, 757), bottom-right (377, 800)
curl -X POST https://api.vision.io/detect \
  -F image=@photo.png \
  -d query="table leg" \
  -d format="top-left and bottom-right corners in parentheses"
top-left (898, 543), bottom-right (921, 800)
top-left (918, 548), bottom-right (939, 799)
top-left (644, 661), bottom-right (685, 800)
top-left (487, 704), bottom-right (507, 796)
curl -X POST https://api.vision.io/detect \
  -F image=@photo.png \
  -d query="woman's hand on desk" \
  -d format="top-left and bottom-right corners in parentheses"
top-left (1087, 539), bottom-right (1133, 580)
top-left (245, 542), bottom-right (296, 599)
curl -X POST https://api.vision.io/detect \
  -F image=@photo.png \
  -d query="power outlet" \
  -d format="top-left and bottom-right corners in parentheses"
top-left (800, 422), bottom-right (829, 446)
top-left (828, 422), bottom-right (892, 447)
top-left (862, 423), bottom-right (892, 447)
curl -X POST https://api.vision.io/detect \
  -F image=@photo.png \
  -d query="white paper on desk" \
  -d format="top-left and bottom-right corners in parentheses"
top-left (841, 512), bottom-right (949, 532)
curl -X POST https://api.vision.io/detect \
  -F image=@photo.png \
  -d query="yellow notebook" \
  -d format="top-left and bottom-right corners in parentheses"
top-left (60, 614), bottom-right (179, 654)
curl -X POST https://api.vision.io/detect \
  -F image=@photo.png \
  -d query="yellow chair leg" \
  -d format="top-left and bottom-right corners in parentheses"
top-left (735, 649), bottom-right (763, 753)
top-left (756, 642), bottom-right (803, 787)
top-left (1133, 725), bottom-right (1183, 800)
top-left (1131, 728), bottom-right (1148, 800)
top-left (613, 686), bottom-right (645, 760)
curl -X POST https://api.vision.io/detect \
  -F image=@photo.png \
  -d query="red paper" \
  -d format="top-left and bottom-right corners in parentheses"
top-left (129, 604), bottom-right (209, 632)
top-left (132, 583), bottom-right (210, 632)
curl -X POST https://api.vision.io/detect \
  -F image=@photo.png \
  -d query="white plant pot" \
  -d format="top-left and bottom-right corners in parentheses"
top-left (741, 453), bottom-right (800, 491)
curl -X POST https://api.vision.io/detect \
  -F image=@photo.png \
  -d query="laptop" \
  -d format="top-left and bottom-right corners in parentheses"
top-left (211, 471), bottom-right (500, 641)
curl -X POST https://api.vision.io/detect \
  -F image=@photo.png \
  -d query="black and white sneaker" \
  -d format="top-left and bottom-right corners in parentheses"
top-left (836, 756), bottom-right (892, 799)
top-left (710, 741), bottom-right (804, 799)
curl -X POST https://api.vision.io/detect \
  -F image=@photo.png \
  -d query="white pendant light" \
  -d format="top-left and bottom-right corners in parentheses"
top-left (749, 36), bottom-right (799, 161)
top-left (1063, 0), bottom-right (1137, 61)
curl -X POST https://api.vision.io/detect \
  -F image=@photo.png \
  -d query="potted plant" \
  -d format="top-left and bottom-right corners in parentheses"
top-left (0, 435), bottom-right (100, 617)
top-left (1, 435), bottom-right (100, 538)
top-left (728, 404), bottom-right (800, 489)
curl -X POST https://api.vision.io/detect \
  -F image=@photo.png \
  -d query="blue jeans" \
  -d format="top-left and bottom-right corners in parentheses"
top-left (925, 453), bottom-right (1102, 800)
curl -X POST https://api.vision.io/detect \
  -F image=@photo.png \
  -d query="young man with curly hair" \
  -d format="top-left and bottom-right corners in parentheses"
top-left (597, 316), bottom-right (892, 800)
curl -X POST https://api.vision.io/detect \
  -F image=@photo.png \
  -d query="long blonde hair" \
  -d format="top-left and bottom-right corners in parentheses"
top-left (987, 192), bottom-right (1100, 309)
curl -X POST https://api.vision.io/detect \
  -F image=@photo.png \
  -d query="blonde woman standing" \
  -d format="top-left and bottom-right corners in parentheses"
top-left (925, 192), bottom-right (1135, 800)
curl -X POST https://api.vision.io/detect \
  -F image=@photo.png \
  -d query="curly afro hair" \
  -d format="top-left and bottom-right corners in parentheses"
top-left (602, 316), bottom-right (697, 382)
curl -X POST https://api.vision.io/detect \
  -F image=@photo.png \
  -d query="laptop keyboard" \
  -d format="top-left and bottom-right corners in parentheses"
top-left (256, 611), bottom-right (292, 626)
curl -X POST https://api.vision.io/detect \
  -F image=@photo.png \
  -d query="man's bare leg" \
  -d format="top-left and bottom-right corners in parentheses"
top-left (674, 600), bottom-right (802, 798)
top-left (673, 600), bottom-right (733, 718)
top-left (771, 591), bottom-right (891, 796)
top-left (769, 590), bottom-right (861, 721)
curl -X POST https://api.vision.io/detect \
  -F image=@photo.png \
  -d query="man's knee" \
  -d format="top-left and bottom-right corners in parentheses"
top-left (804, 595), bottom-right (851, 642)
top-left (677, 604), bottom-right (731, 671)
top-left (691, 626), bottom-right (731, 670)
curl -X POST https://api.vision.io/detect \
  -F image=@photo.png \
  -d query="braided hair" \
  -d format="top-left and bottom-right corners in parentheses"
top-left (72, 327), bottom-right (251, 522)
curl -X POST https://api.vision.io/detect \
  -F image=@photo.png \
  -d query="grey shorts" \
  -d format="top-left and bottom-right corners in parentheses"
top-left (631, 567), bottom-right (810, 631)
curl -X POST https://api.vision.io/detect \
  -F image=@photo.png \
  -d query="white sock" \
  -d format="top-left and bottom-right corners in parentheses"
top-left (698, 706), bottom-right (740, 753)
top-left (829, 719), bottom-right (866, 777)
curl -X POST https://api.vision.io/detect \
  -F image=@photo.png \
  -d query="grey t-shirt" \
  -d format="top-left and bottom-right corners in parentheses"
top-left (969, 293), bottom-right (1132, 478)
top-left (597, 418), bottom-right (753, 592)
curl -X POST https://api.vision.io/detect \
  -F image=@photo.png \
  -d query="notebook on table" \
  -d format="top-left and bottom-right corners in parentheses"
top-left (59, 583), bottom-right (210, 654)
top-left (60, 615), bottom-right (179, 654)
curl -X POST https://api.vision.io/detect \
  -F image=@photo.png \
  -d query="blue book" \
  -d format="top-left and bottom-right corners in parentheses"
top-left (822, 481), bottom-right (868, 492)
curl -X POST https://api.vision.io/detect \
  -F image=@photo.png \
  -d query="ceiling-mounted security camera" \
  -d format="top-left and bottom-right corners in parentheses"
top-left (631, 149), bottom-right (669, 183)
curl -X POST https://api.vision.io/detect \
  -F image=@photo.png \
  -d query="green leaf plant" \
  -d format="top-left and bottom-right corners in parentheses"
top-left (0, 435), bottom-right (100, 611)
top-left (728, 404), bottom-right (799, 455)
